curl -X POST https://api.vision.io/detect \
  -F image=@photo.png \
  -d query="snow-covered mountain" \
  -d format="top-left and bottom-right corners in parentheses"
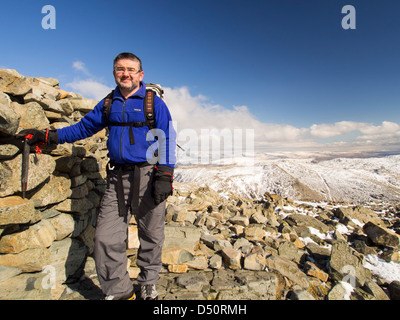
top-left (174, 154), bottom-right (400, 203)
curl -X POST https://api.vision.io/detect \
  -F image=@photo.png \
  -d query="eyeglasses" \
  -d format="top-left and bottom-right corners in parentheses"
top-left (114, 67), bottom-right (142, 74)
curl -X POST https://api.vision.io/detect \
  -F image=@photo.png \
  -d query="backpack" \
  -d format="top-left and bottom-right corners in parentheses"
top-left (102, 83), bottom-right (164, 145)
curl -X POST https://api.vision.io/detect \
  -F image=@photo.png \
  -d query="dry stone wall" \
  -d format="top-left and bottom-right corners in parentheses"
top-left (0, 69), bottom-right (108, 299)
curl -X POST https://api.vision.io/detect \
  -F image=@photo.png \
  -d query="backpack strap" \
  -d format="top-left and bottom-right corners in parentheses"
top-left (144, 89), bottom-right (155, 130)
top-left (103, 90), bottom-right (114, 124)
top-left (144, 84), bottom-right (165, 131)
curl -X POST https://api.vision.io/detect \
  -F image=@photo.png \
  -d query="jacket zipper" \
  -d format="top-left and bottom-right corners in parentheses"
top-left (119, 99), bottom-right (126, 161)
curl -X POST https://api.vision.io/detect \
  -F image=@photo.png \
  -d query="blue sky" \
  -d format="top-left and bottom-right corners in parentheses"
top-left (1, 0), bottom-right (400, 155)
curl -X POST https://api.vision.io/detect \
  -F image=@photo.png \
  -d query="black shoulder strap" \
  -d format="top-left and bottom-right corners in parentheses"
top-left (144, 89), bottom-right (155, 130)
top-left (103, 90), bottom-right (114, 123)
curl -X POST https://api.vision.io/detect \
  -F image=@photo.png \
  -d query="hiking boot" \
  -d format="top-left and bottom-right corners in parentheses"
top-left (139, 284), bottom-right (158, 300)
top-left (104, 288), bottom-right (136, 300)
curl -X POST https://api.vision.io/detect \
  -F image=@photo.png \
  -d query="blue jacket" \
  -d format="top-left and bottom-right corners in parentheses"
top-left (57, 82), bottom-right (176, 168)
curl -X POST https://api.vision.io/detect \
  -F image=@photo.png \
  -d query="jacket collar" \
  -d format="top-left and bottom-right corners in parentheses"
top-left (114, 81), bottom-right (146, 100)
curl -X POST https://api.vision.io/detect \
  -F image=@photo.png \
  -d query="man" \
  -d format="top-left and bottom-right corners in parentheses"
top-left (18, 52), bottom-right (176, 300)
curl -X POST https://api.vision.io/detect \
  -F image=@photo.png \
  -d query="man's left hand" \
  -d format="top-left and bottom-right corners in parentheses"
top-left (152, 165), bottom-right (174, 205)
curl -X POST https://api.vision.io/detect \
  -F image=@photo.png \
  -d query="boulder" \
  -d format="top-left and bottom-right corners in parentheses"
top-left (37, 98), bottom-right (65, 114)
top-left (229, 215), bottom-right (249, 227)
top-left (0, 247), bottom-right (50, 272)
top-left (333, 206), bottom-right (385, 227)
top-left (363, 221), bottom-right (400, 248)
top-left (35, 76), bottom-right (59, 88)
top-left (168, 264), bottom-right (188, 273)
top-left (363, 279), bottom-right (390, 300)
top-left (0, 196), bottom-right (37, 225)
top-left (210, 269), bottom-right (237, 292)
top-left (10, 101), bottom-right (50, 130)
top-left (31, 174), bottom-right (72, 207)
top-left (201, 232), bottom-right (232, 251)
top-left (329, 241), bottom-right (370, 287)
top-left (285, 213), bottom-right (330, 233)
top-left (265, 254), bottom-right (309, 289)
top-left (127, 225), bottom-right (140, 249)
top-left (172, 210), bottom-right (188, 223)
top-left (163, 226), bottom-right (201, 251)
top-left (67, 97), bottom-right (98, 113)
top-left (47, 213), bottom-right (75, 240)
top-left (80, 157), bottom-right (100, 172)
top-left (0, 153), bottom-right (55, 197)
top-left (212, 238), bottom-right (232, 251)
top-left (388, 281), bottom-right (400, 300)
top-left (305, 242), bottom-right (331, 261)
top-left (0, 92), bottom-right (20, 135)
top-left (243, 253), bottom-right (267, 271)
top-left (53, 198), bottom-right (94, 215)
top-left (244, 224), bottom-right (265, 241)
top-left (69, 183), bottom-right (89, 199)
top-left (58, 99), bottom-right (74, 115)
top-left (176, 272), bottom-right (209, 292)
top-left (0, 69), bottom-right (35, 96)
top-left (162, 248), bottom-right (194, 265)
top-left (26, 76), bottom-right (61, 99)
top-left (303, 261), bottom-right (329, 282)
top-left (328, 282), bottom-right (353, 300)
top-left (235, 270), bottom-right (284, 300)
top-left (287, 290), bottom-right (316, 300)
top-left (0, 219), bottom-right (56, 253)
top-left (209, 254), bottom-right (222, 269)
top-left (221, 247), bottom-right (241, 270)
top-left (380, 248), bottom-right (400, 263)
top-left (185, 256), bottom-right (208, 270)
top-left (70, 174), bottom-right (88, 187)
top-left (278, 241), bottom-right (307, 264)
top-left (55, 156), bottom-right (82, 173)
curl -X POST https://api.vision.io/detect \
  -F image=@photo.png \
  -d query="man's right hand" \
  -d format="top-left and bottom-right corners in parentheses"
top-left (16, 128), bottom-right (58, 145)
top-left (17, 129), bottom-right (46, 145)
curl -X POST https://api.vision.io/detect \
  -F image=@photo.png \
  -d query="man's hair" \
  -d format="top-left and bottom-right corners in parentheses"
top-left (113, 52), bottom-right (143, 71)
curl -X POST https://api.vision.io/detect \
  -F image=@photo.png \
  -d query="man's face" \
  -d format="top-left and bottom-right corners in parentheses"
top-left (113, 58), bottom-right (144, 93)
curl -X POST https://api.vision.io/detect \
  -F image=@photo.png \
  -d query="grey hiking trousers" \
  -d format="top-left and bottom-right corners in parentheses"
top-left (94, 164), bottom-right (166, 297)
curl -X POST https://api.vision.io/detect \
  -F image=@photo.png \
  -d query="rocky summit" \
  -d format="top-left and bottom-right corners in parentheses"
top-left (0, 69), bottom-right (400, 300)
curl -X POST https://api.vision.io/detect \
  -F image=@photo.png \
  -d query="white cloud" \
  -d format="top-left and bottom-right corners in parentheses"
top-left (67, 60), bottom-right (113, 100)
top-left (309, 121), bottom-right (400, 142)
top-left (72, 60), bottom-right (90, 75)
top-left (163, 86), bottom-right (400, 155)
top-left (66, 79), bottom-right (112, 101)
top-left (358, 121), bottom-right (400, 140)
top-left (310, 121), bottom-right (366, 138)
top-left (164, 86), bottom-right (308, 144)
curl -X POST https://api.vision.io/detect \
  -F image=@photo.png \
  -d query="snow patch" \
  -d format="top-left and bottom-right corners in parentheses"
top-left (339, 281), bottom-right (355, 300)
top-left (364, 254), bottom-right (400, 283)
top-left (175, 155), bottom-right (400, 203)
